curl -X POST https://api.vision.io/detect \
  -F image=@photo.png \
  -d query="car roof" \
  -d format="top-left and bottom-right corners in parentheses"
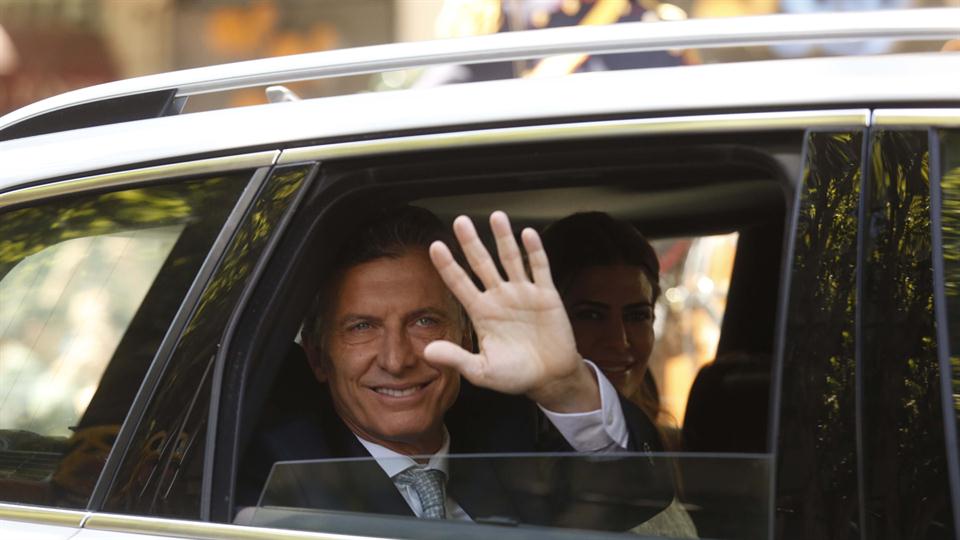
top-left (1, 6), bottom-right (956, 135)
top-left (0, 6), bottom-right (958, 194)
top-left (1, 52), bottom-right (958, 192)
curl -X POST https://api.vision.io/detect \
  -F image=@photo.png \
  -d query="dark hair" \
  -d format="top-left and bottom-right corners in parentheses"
top-left (302, 205), bottom-right (462, 344)
top-left (541, 212), bottom-right (661, 302)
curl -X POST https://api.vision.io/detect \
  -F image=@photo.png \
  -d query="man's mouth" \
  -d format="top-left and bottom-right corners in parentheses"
top-left (371, 381), bottom-right (432, 397)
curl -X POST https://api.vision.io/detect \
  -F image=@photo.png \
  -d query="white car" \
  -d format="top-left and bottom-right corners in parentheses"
top-left (1, 8), bottom-right (959, 540)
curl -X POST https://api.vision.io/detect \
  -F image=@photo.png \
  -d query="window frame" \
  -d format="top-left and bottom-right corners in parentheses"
top-left (204, 110), bottom-right (864, 536)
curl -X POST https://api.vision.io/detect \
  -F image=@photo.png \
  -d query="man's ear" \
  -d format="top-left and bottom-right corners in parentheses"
top-left (301, 330), bottom-right (328, 384)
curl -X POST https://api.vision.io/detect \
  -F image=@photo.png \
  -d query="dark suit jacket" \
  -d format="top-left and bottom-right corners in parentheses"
top-left (239, 379), bottom-right (674, 531)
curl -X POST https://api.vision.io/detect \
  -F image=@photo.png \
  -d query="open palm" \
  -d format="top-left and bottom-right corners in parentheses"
top-left (425, 212), bottom-right (592, 408)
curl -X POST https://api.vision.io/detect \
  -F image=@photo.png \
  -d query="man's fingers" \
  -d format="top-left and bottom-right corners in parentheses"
top-left (429, 241), bottom-right (480, 305)
top-left (452, 215), bottom-right (502, 290)
top-left (521, 227), bottom-right (555, 288)
top-left (423, 340), bottom-right (483, 380)
top-left (490, 211), bottom-right (528, 283)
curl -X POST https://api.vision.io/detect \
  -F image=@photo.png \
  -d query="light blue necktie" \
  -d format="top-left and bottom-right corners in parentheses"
top-left (394, 466), bottom-right (447, 519)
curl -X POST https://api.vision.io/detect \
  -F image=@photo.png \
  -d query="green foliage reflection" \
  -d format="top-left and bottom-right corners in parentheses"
top-left (861, 130), bottom-right (952, 539)
top-left (106, 166), bottom-right (309, 519)
top-left (777, 131), bottom-right (862, 540)
top-left (940, 130), bottom-right (960, 420)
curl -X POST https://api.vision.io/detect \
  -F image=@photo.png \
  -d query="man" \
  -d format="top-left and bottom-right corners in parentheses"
top-left (242, 206), bottom-right (670, 527)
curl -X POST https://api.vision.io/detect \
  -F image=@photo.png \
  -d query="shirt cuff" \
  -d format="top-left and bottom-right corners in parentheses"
top-left (537, 359), bottom-right (629, 452)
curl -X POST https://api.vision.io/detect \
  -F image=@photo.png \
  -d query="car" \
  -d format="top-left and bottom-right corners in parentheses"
top-left (1, 7), bottom-right (959, 540)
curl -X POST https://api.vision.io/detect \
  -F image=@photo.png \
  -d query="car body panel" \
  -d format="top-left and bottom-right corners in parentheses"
top-left (1, 53), bottom-right (958, 190)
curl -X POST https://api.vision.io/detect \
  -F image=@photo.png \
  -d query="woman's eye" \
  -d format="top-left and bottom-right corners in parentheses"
top-left (624, 308), bottom-right (653, 322)
top-left (572, 309), bottom-right (604, 321)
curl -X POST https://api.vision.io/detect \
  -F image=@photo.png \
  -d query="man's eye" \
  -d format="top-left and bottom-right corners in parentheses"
top-left (414, 317), bottom-right (438, 327)
top-left (348, 321), bottom-right (372, 332)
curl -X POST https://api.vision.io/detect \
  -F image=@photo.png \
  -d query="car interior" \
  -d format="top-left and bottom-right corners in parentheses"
top-left (221, 131), bottom-right (801, 538)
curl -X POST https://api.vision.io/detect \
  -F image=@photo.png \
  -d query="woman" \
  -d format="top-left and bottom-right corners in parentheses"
top-left (541, 211), bottom-right (663, 425)
top-left (543, 212), bottom-right (697, 539)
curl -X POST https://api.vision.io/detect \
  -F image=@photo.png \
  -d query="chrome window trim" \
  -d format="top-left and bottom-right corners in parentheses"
top-left (83, 512), bottom-right (385, 540)
top-left (873, 109), bottom-right (960, 127)
top-left (0, 151), bottom-right (279, 210)
top-left (279, 109), bottom-right (871, 164)
top-left (1, 8), bottom-right (956, 132)
top-left (0, 502), bottom-right (88, 528)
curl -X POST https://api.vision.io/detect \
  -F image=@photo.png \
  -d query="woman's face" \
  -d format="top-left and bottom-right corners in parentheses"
top-left (564, 265), bottom-right (655, 398)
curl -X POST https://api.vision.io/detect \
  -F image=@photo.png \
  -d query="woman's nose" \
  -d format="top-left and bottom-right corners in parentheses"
top-left (600, 318), bottom-right (630, 350)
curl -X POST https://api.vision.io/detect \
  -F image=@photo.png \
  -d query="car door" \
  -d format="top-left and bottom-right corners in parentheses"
top-left (0, 152), bottom-right (282, 537)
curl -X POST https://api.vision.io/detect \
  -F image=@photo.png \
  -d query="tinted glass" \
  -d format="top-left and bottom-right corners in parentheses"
top-left (245, 454), bottom-right (768, 539)
top-left (0, 173), bottom-right (249, 508)
top-left (937, 128), bottom-right (960, 531)
top-left (941, 129), bottom-right (960, 426)
top-left (105, 165), bottom-right (310, 519)
top-left (776, 130), bottom-right (863, 540)
top-left (860, 130), bottom-right (954, 539)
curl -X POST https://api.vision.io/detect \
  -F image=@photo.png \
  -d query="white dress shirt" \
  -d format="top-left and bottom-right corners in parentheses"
top-left (355, 360), bottom-right (628, 520)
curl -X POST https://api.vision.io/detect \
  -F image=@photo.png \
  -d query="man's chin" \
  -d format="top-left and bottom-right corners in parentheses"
top-left (371, 421), bottom-right (445, 454)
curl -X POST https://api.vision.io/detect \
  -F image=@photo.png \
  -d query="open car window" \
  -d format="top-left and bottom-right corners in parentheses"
top-left (244, 453), bottom-right (769, 539)
top-left (228, 131), bottom-right (796, 540)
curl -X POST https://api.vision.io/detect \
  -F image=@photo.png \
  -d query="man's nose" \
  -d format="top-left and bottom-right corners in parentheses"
top-left (378, 326), bottom-right (418, 374)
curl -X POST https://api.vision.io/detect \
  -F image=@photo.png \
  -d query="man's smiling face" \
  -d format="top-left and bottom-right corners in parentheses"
top-left (322, 248), bottom-right (462, 455)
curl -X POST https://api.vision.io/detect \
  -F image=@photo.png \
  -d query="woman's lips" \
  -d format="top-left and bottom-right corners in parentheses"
top-left (595, 357), bottom-right (640, 373)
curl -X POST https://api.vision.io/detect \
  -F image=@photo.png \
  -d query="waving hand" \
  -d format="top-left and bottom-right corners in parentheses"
top-left (424, 211), bottom-right (600, 413)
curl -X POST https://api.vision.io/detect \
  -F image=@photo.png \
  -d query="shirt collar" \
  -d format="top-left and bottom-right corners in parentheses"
top-left (354, 428), bottom-right (450, 478)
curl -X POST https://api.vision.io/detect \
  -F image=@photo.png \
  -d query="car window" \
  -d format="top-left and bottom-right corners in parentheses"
top-left (935, 126), bottom-right (960, 533)
top-left (0, 172), bottom-right (250, 509)
top-left (103, 165), bottom-right (312, 519)
top-left (232, 136), bottom-right (791, 539)
top-left (860, 129), bottom-right (955, 539)
top-left (775, 130), bottom-right (863, 539)
top-left (940, 128), bottom-right (960, 432)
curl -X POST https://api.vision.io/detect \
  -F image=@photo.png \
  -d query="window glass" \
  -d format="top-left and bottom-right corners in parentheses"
top-left (860, 129), bottom-right (954, 539)
top-left (242, 454), bottom-right (769, 539)
top-left (776, 130), bottom-right (863, 540)
top-left (0, 226), bottom-right (181, 436)
top-left (105, 165), bottom-right (311, 519)
top-left (0, 173), bottom-right (250, 508)
top-left (943, 129), bottom-right (960, 421)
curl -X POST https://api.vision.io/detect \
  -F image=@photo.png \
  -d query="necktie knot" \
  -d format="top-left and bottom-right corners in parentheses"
top-left (394, 466), bottom-right (447, 519)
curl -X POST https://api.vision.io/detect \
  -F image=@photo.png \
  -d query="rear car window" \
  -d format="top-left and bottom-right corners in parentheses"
top-left (0, 172), bottom-right (250, 508)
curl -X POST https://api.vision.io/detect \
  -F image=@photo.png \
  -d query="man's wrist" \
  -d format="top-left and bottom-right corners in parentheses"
top-left (528, 359), bottom-right (602, 413)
